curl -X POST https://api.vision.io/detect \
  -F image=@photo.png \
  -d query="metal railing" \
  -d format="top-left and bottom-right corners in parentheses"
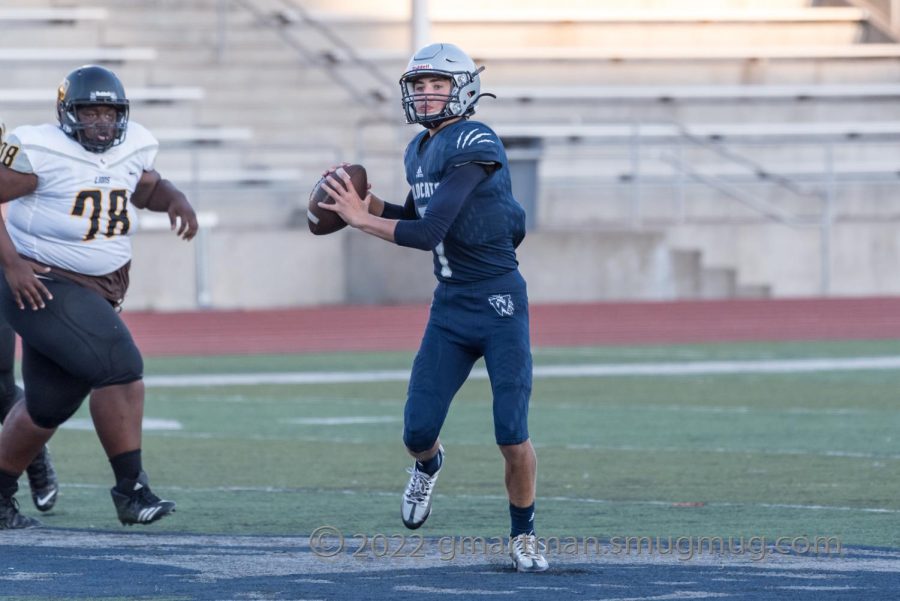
top-left (841, 0), bottom-right (900, 41)
top-left (538, 123), bottom-right (900, 295)
top-left (218, 0), bottom-right (395, 121)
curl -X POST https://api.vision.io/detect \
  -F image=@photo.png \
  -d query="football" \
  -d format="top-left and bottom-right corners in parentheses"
top-left (307, 164), bottom-right (367, 235)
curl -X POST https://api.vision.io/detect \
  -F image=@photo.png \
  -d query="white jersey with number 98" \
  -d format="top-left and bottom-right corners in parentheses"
top-left (3, 121), bottom-right (158, 276)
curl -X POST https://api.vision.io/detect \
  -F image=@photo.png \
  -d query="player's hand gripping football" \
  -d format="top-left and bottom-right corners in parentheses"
top-left (3, 257), bottom-right (52, 311)
top-left (319, 166), bottom-right (372, 228)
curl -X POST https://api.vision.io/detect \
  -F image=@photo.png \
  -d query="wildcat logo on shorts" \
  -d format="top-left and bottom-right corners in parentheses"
top-left (488, 294), bottom-right (515, 317)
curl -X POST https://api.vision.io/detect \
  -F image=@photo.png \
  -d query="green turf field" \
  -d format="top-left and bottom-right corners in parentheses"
top-left (29, 339), bottom-right (900, 549)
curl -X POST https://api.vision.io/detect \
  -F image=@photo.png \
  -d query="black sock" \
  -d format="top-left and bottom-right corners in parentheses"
top-left (0, 468), bottom-right (19, 498)
top-left (110, 449), bottom-right (142, 489)
top-left (416, 448), bottom-right (443, 476)
top-left (510, 502), bottom-right (535, 537)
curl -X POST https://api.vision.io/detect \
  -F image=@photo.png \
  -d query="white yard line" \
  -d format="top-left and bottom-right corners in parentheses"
top-left (143, 356), bottom-right (900, 388)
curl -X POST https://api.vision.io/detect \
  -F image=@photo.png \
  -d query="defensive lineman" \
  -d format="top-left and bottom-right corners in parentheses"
top-left (0, 65), bottom-right (197, 529)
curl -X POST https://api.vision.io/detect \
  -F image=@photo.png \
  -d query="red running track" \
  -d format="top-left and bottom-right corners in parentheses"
top-left (120, 297), bottom-right (900, 357)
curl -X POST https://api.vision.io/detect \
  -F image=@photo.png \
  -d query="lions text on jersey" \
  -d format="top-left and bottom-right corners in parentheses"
top-left (4, 122), bottom-right (157, 276)
top-left (403, 120), bottom-right (526, 283)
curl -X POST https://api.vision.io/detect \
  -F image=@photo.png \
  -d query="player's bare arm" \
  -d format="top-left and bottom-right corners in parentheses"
top-left (0, 164), bottom-right (38, 204)
top-left (0, 166), bottom-right (52, 310)
top-left (0, 233), bottom-right (51, 312)
top-left (130, 169), bottom-right (199, 240)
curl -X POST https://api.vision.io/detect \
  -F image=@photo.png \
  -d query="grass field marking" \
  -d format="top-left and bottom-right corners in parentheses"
top-left (281, 416), bottom-right (400, 426)
top-left (559, 443), bottom-right (900, 461)
top-left (61, 418), bottom-right (183, 431)
top-left (55, 483), bottom-right (900, 515)
top-left (142, 355), bottom-right (900, 388)
top-left (590, 405), bottom-right (878, 417)
top-left (120, 427), bottom-right (899, 461)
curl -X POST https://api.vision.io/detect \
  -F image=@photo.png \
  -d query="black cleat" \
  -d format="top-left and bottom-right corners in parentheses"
top-left (110, 471), bottom-right (176, 526)
top-left (0, 495), bottom-right (41, 530)
top-left (26, 445), bottom-right (58, 513)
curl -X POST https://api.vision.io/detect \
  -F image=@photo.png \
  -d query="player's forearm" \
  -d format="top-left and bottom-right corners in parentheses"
top-left (0, 221), bottom-right (22, 269)
top-left (0, 167), bottom-right (38, 203)
top-left (355, 213), bottom-right (398, 243)
top-left (368, 194), bottom-right (386, 216)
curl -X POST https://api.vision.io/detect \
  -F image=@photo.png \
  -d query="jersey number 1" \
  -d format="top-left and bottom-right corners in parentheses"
top-left (71, 189), bottom-right (131, 241)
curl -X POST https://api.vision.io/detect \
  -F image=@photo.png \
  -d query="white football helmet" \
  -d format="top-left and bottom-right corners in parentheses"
top-left (399, 43), bottom-right (485, 128)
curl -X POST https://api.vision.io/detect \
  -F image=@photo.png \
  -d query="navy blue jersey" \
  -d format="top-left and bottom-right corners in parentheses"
top-left (402, 119), bottom-right (526, 283)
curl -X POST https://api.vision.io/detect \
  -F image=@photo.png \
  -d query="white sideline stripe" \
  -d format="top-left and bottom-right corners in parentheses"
top-left (282, 416), bottom-right (398, 425)
top-left (144, 430), bottom-right (900, 460)
top-left (143, 355), bottom-right (900, 387)
top-left (559, 443), bottom-right (900, 461)
top-left (57, 483), bottom-right (900, 515)
top-left (61, 418), bottom-right (182, 431)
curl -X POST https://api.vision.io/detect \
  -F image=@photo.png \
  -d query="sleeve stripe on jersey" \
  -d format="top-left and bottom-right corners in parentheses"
top-left (457, 128), bottom-right (496, 149)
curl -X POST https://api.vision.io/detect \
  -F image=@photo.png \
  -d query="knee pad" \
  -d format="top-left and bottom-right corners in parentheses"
top-left (403, 425), bottom-right (440, 454)
top-left (26, 393), bottom-right (86, 429)
top-left (93, 339), bottom-right (144, 388)
top-left (492, 384), bottom-right (531, 446)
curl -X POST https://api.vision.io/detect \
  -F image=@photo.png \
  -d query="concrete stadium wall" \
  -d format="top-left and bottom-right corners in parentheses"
top-left (126, 227), bottom-right (675, 310)
top-left (125, 220), bottom-right (900, 310)
top-left (667, 221), bottom-right (900, 297)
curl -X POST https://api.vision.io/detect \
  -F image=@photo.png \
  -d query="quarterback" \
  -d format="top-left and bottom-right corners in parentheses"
top-left (321, 43), bottom-right (548, 572)
top-left (0, 65), bottom-right (197, 529)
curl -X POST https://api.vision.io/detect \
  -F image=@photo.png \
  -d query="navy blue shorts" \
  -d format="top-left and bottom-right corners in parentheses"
top-left (403, 269), bottom-right (532, 451)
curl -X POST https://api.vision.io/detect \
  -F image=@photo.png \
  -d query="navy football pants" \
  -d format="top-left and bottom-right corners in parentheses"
top-left (403, 269), bottom-right (533, 452)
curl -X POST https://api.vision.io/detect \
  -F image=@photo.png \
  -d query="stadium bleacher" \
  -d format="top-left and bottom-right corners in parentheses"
top-left (0, 7), bottom-right (107, 22)
top-left (0, 87), bottom-right (204, 104)
top-left (490, 83), bottom-right (900, 102)
top-left (0, 47), bottom-right (157, 62)
top-left (4, 0), bottom-right (900, 305)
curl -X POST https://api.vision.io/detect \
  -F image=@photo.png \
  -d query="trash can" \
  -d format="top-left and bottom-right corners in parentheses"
top-left (503, 136), bottom-right (542, 231)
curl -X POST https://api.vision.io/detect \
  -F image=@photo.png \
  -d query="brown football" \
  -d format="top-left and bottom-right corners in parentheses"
top-left (307, 164), bottom-right (367, 235)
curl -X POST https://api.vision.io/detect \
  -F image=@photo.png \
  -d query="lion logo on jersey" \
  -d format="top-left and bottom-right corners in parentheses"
top-left (488, 294), bottom-right (515, 317)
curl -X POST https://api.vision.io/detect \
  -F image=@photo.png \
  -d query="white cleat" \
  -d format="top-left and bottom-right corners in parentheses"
top-left (400, 446), bottom-right (443, 529)
top-left (510, 533), bottom-right (549, 572)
